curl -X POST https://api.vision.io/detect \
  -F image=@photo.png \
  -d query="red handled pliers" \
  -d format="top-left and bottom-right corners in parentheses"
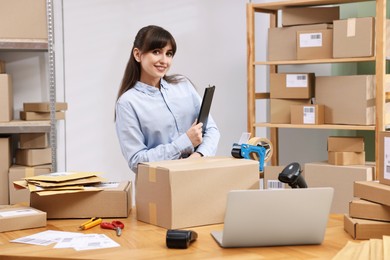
top-left (100, 220), bottom-right (125, 236)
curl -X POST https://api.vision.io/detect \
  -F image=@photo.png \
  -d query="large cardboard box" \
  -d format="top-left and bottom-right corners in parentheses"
top-left (8, 164), bottom-right (52, 205)
top-left (30, 181), bottom-right (132, 219)
top-left (270, 73), bottom-right (315, 99)
top-left (19, 133), bottom-right (48, 149)
top-left (315, 75), bottom-right (376, 125)
top-left (304, 162), bottom-right (374, 213)
top-left (136, 157), bottom-right (260, 229)
top-left (378, 131), bottom-right (390, 185)
top-left (0, 0), bottom-right (47, 39)
top-left (0, 74), bottom-right (12, 122)
top-left (328, 151), bottom-right (365, 166)
top-left (263, 165), bottom-right (290, 189)
top-left (15, 148), bottom-right (52, 166)
top-left (0, 137), bottom-right (11, 205)
top-left (291, 104), bottom-right (324, 125)
top-left (333, 17), bottom-right (375, 58)
top-left (282, 6), bottom-right (339, 27)
top-left (270, 99), bottom-right (311, 124)
top-left (328, 136), bottom-right (365, 152)
top-left (0, 206), bottom-right (46, 232)
top-left (344, 214), bottom-right (390, 240)
top-left (268, 24), bottom-right (331, 61)
top-left (349, 199), bottom-right (390, 222)
top-left (297, 29), bottom-right (333, 60)
top-left (354, 181), bottom-right (390, 206)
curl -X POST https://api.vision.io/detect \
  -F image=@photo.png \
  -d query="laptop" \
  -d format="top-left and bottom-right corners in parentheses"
top-left (211, 187), bottom-right (334, 248)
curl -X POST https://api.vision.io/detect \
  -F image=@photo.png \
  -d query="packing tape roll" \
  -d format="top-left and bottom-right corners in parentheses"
top-left (247, 137), bottom-right (273, 163)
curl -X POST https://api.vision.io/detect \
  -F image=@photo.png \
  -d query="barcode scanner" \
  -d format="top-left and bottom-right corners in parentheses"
top-left (278, 162), bottom-right (308, 188)
top-left (166, 229), bottom-right (198, 249)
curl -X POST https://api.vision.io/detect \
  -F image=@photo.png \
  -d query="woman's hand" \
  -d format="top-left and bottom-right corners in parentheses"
top-left (186, 120), bottom-right (203, 147)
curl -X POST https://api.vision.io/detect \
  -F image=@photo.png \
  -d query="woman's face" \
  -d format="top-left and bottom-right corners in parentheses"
top-left (134, 43), bottom-right (174, 87)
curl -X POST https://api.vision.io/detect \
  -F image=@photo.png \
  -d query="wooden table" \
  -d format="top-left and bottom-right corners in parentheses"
top-left (0, 211), bottom-right (354, 260)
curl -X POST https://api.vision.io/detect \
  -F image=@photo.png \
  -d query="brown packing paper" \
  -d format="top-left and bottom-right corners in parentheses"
top-left (24, 171), bottom-right (101, 182)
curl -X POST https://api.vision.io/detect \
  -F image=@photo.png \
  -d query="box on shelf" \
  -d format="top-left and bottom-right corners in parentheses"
top-left (268, 23), bottom-right (331, 61)
top-left (19, 133), bottom-right (48, 149)
top-left (15, 148), bottom-right (52, 166)
top-left (328, 151), bottom-right (365, 166)
top-left (136, 157), bottom-right (260, 229)
top-left (349, 199), bottom-right (390, 222)
top-left (0, 74), bottom-right (13, 122)
top-left (354, 181), bottom-right (390, 206)
top-left (0, 0), bottom-right (47, 39)
top-left (263, 165), bottom-right (290, 189)
top-left (304, 161), bottom-right (374, 213)
top-left (290, 104), bottom-right (324, 125)
top-left (8, 164), bottom-right (52, 205)
top-left (270, 98), bottom-right (311, 124)
top-left (0, 206), bottom-right (46, 232)
top-left (0, 60), bottom-right (5, 73)
top-left (30, 181), bottom-right (132, 219)
top-left (23, 102), bottom-right (68, 112)
top-left (378, 131), bottom-right (390, 185)
top-left (333, 17), bottom-right (375, 58)
top-left (297, 29), bottom-right (333, 60)
top-left (0, 137), bottom-right (11, 205)
top-left (282, 6), bottom-right (339, 27)
top-left (270, 73), bottom-right (315, 99)
top-left (20, 111), bottom-right (65, 121)
top-left (315, 75), bottom-right (376, 125)
top-left (344, 214), bottom-right (390, 240)
top-left (328, 136), bottom-right (365, 152)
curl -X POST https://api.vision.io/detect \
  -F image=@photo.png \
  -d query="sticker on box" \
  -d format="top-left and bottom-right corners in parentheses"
top-left (299, 33), bottom-right (323, 48)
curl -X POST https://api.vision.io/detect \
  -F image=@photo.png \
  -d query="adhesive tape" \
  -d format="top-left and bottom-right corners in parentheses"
top-left (247, 137), bottom-right (273, 163)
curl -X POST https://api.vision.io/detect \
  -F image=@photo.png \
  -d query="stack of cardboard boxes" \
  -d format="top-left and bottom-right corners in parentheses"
top-left (20, 102), bottom-right (67, 121)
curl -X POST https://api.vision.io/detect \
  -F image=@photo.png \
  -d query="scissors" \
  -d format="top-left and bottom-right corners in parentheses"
top-left (100, 220), bottom-right (125, 236)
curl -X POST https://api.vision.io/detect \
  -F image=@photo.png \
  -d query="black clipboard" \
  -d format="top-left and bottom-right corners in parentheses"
top-left (197, 85), bottom-right (215, 134)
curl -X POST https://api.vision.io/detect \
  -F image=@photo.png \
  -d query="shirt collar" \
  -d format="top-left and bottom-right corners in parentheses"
top-left (134, 78), bottom-right (169, 95)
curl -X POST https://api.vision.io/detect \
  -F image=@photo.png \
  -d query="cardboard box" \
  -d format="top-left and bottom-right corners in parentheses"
top-left (136, 157), bottom-right (260, 229)
top-left (0, 206), bottom-right (46, 232)
top-left (0, 74), bottom-right (12, 122)
top-left (0, 137), bottom-right (11, 205)
top-left (270, 99), bottom-right (311, 123)
top-left (0, 0), bottom-right (47, 39)
top-left (15, 148), bottom-right (52, 166)
top-left (19, 133), bottom-right (48, 149)
top-left (270, 73), bottom-right (315, 99)
top-left (378, 131), bottom-right (390, 185)
top-left (297, 29), bottom-right (333, 60)
top-left (315, 75), bottom-right (375, 125)
top-left (20, 111), bottom-right (65, 121)
top-left (349, 199), bottom-right (390, 222)
top-left (354, 181), bottom-right (390, 206)
top-left (282, 6), bottom-right (339, 27)
top-left (23, 102), bottom-right (68, 112)
top-left (30, 181), bottom-right (132, 219)
top-left (328, 151), bottom-right (365, 166)
top-left (268, 24), bottom-right (331, 61)
top-left (8, 164), bottom-right (52, 205)
top-left (0, 60), bottom-right (5, 73)
top-left (304, 162), bottom-right (374, 213)
top-left (333, 17), bottom-right (375, 58)
top-left (328, 136), bottom-right (365, 152)
top-left (291, 104), bottom-right (324, 125)
top-left (344, 214), bottom-right (390, 240)
top-left (263, 165), bottom-right (290, 189)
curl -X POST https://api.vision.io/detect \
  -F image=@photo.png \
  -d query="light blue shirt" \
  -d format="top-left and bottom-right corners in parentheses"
top-left (115, 78), bottom-right (220, 173)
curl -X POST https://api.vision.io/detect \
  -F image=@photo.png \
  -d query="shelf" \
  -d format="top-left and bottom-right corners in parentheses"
top-left (0, 39), bottom-right (48, 51)
top-left (252, 0), bottom-right (374, 11)
top-left (0, 120), bottom-right (51, 134)
top-left (254, 123), bottom-right (375, 131)
top-left (255, 56), bottom-right (376, 65)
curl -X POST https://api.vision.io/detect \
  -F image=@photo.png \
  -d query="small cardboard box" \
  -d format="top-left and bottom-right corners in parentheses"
top-left (268, 23), bottom-right (331, 61)
top-left (0, 206), bottom-right (46, 232)
top-left (15, 148), bottom-right (52, 166)
top-left (20, 111), bottom-right (65, 121)
top-left (0, 60), bottom-right (5, 73)
top-left (354, 181), bottom-right (390, 206)
top-left (315, 75), bottom-right (375, 125)
top-left (304, 162), bottom-right (374, 213)
top-left (19, 133), bottom-right (48, 149)
top-left (8, 164), bottom-right (52, 205)
top-left (270, 73), bottom-right (315, 99)
top-left (349, 199), bottom-right (390, 222)
top-left (291, 104), bottom-right (324, 125)
top-left (328, 136), bottom-right (365, 152)
top-left (344, 214), bottom-right (390, 240)
top-left (297, 29), bottom-right (333, 60)
top-left (23, 102), bottom-right (68, 112)
top-left (263, 165), bottom-right (290, 189)
top-left (0, 137), bottom-right (11, 205)
top-left (0, 74), bottom-right (13, 122)
top-left (270, 99), bottom-right (311, 124)
top-left (328, 151), bottom-right (365, 166)
top-left (30, 181), bottom-right (132, 219)
top-left (378, 131), bottom-right (390, 185)
top-left (136, 157), bottom-right (260, 229)
top-left (282, 6), bottom-right (339, 27)
top-left (0, 0), bottom-right (47, 39)
top-left (333, 17), bottom-right (375, 58)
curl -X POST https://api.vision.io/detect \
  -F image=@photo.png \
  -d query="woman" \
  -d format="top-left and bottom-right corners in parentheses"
top-left (115, 25), bottom-right (220, 173)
